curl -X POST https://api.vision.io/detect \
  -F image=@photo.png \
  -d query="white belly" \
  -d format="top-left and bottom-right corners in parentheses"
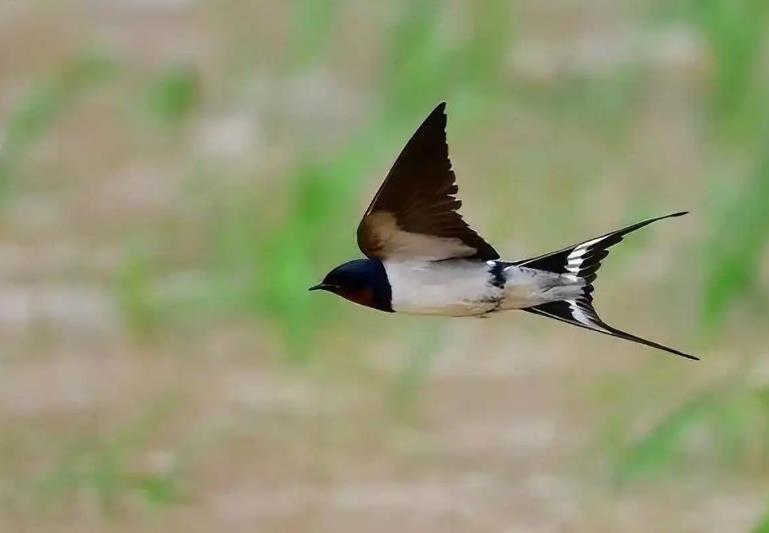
top-left (501, 265), bottom-right (585, 309)
top-left (384, 260), bottom-right (502, 316)
top-left (383, 261), bottom-right (583, 317)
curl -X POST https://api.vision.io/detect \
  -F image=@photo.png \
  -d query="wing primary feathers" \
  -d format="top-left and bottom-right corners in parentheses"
top-left (356, 102), bottom-right (498, 261)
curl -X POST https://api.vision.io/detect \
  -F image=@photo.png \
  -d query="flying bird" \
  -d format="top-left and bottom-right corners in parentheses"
top-left (310, 103), bottom-right (696, 360)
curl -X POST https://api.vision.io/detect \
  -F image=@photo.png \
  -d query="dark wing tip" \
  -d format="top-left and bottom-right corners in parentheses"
top-left (669, 211), bottom-right (689, 218)
top-left (412, 102), bottom-right (448, 141)
top-left (429, 102), bottom-right (447, 120)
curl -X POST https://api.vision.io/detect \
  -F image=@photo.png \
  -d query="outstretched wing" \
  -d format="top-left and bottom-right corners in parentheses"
top-left (356, 103), bottom-right (498, 262)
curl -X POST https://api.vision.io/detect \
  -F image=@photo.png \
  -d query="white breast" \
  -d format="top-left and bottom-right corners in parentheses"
top-left (383, 260), bottom-right (501, 316)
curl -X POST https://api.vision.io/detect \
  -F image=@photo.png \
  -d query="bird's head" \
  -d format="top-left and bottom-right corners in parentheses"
top-left (309, 258), bottom-right (392, 312)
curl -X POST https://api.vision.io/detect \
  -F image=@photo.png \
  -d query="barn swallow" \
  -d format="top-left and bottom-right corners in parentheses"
top-left (310, 103), bottom-right (696, 360)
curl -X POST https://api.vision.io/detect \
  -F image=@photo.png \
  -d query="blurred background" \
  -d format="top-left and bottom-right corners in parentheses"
top-left (0, 1), bottom-right (768, 532)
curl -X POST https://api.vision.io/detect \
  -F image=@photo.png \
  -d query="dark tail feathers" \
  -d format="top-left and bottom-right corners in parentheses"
top-left (516, 212), bottom-right (697, 360)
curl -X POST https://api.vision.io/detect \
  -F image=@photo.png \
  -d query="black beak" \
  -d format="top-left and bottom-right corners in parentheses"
top-left (309, 283), bottom-right (333, 292)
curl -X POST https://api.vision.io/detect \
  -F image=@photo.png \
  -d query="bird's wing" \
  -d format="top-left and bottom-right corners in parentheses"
top-left (356, 102), bottom-right (498, 262)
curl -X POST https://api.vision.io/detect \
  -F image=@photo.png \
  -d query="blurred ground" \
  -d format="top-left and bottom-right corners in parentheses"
top-left (0, 1), bottom-right (768, 532)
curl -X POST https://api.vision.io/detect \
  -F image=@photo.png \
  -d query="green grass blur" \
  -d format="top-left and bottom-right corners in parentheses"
top-left (0, 1), bottom-right (767, 531)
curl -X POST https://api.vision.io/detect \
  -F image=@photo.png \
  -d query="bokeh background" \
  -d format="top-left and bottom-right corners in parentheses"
top-left (1, 1), bottom-right (768, 532)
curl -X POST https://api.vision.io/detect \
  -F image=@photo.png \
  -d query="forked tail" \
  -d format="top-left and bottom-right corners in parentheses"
top-left (515, 212), bottom-right (697, 360)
